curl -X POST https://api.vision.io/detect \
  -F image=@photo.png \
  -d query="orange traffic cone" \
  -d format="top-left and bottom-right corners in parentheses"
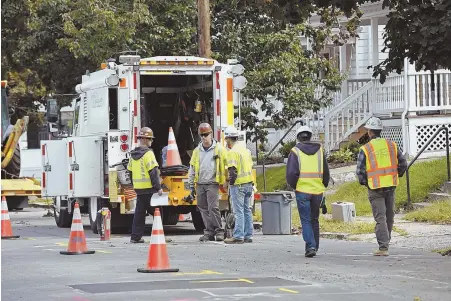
top-left (1, 197), bottom-right (20, 239)
top-left (60, 202), bottom-right (95, 255)
top-left (166, 127), bottom-right (182, 166)
top-left (137, 208), bottom-right (179, 273)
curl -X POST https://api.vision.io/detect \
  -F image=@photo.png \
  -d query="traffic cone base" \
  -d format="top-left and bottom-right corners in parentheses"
top-left (2, 235), bottom-right (20, 240)
top-left (137, 208), bottom-right (179, 273)
top-left (1, 196), bottom-right (20, 239)
top-left (60, 202), bottom-right (95, 255)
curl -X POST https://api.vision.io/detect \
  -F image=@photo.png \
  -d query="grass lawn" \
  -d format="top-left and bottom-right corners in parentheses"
top-left (256, 166), bottom-right (287, 192)
top-left (256, 157), bottom-right (451, 217)
top-left (404, 200), bottom-right (451, 224)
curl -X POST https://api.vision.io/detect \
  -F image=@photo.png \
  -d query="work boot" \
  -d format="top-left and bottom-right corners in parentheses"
top-left (199, 234), bottom-right (215, 242)
top-left (244, 237), bottom-right (253, 243)
top-left (215, 232), bottom-right (225, 242)
top-left (130, 238), bottom-right (145, 243)
top-left (305, 248), bottom-right (317, 258)
top-left (373, 249), bottom-right (389, 256)
top-left (224, 237), bottom-right (244, 244)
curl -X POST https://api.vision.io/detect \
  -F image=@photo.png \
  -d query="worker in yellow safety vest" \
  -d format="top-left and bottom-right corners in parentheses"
top-left (127, 127), bottom-right (163, 243)
top-left (286, 125), bottom-right (330, 257)
top-left (356, 117), bottom-right (407, 256)
top-left (223, 126), bottom-right (254, 244)
top-left (188, 122), bottom-right (228, 242)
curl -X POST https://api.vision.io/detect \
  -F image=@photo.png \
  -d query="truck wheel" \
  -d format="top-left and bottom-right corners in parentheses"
top-left (162, 208), bottom-right (179, 226)
top-left (54, 207), bottom-right (72, 228)
top-left (191, 209), bottom-right (205, 232)
top-left (88, 197), bottom-right (100, 234)
top-left (3, 142), bottom-right (21, 178)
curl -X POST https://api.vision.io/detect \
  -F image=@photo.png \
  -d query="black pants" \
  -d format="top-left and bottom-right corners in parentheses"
top-left (131, 193), bottom-right (152, 241)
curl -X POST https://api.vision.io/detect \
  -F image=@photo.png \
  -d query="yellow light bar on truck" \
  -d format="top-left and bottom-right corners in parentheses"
top-left (140, 60), bottom-right (214, 66)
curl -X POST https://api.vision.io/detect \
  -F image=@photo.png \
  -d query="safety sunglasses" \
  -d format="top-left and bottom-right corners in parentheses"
top-left (200, 133), bottom-right (211, 137)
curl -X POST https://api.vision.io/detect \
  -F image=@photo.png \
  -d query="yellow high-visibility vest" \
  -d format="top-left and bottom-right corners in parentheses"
top-left (361, 138), bottom-right (399, 189)
top-left (190, 143), bottom-right (228, 185)
top-left (227, 144), bottom-right (253, 185)
top-left (291, 146), bottom-right (325, 195)
top-left (127, 150), bottom-right (159, 190)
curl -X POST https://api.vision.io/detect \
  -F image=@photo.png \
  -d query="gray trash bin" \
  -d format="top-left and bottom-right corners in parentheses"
top-left (260, 191), bottom-right (295, 235)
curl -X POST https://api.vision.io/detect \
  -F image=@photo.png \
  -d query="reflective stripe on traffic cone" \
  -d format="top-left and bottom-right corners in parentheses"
top-left (60, 202), bottom-right (95, 255)
top-left (1, 197), bottom-right (20, 239)
top-left (137, 208), bottom-right (179, 273)
top-left (166, 127), bottom-right (182, 167)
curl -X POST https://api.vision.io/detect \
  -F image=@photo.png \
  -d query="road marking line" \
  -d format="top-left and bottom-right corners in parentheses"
top-left (24, 237), bottom-right (36, 240)
top-left (174, 270), bottom-right (223, 276)
top-left (392, 275), bottom-right (449, 285)
top-left (197, 289), bottom-right (218, 297)
top-left (55, 242), bottom-right (68, 247)
top-left (95, 250), bottom-right (112, 254)
top-left (279, 288), bottom-right (299, 294)
top-left (190, 278), bottom-right (254, 284)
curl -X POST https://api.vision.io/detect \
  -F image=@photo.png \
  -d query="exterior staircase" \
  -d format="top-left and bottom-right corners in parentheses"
top-left (304, 80), bottom-right (375, 154)
top-left (413, 181), bottom-right (451, 209)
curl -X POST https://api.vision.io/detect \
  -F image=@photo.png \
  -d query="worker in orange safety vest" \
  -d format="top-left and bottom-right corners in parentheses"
top-left (356, 117), bottom-right (407, 256)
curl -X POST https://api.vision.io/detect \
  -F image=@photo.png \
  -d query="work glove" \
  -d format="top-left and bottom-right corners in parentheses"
top-left (158, 189), bottom-right (163, 196)
top-left (190, 186), bottom-right (196, 198)
top-left (320, 196), bottom-right (327, 214)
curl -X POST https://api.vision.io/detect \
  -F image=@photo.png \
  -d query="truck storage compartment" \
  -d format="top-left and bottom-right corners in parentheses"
top-left (67, 136), bottom-right (104, 198)
top-left (139, 74), bottom-right (214, 168)
top-left (41, 140), bottom-right (69, 197)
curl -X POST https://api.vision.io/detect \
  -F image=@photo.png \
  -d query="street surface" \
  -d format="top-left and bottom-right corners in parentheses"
top-left (2, 208), bottom-right (451, 301)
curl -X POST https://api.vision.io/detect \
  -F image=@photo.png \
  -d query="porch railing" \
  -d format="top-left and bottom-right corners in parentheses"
top-left (409, 71), bottom-right (451, 111)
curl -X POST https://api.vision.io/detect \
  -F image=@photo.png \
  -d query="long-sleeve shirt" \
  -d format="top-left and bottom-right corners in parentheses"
top-left (356, 137), bottom-right (408, 191)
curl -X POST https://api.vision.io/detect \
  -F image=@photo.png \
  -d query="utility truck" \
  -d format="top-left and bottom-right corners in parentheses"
top-left (41, 55), bottom-right (256, 233)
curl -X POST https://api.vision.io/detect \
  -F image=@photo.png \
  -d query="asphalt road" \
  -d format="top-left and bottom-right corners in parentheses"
top-left (2, 208), bottom-right (451, 301)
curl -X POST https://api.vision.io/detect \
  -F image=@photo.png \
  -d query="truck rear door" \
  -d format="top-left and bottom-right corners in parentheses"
top-left (67, 136), bottom-right (104, 198)
top-left (41, 140), bottom-right (69, 197)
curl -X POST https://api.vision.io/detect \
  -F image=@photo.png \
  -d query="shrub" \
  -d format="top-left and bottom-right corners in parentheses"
top-left (327, 148), bottom-right (354, 163)
top-left (279, 140), bottom-right (297, 158)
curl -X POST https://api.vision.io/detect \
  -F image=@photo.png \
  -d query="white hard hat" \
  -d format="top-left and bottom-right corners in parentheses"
top-left (296, 125), bottom-right (313, 136)
top-left (364, 117), bottom-right (383, 130)
top-left (224, 126), bottom-right (239, 138)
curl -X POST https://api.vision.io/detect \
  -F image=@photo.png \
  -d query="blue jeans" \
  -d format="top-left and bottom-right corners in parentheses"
top-left (230, 183), bottom-right (254, 240)
top-left (296, 192), bottom-right (322, 251)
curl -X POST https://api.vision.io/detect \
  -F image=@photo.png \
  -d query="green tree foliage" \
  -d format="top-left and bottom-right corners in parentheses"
top-left (2, 0), bottom-right (363, 136)
top-left (371, 0), bottom-right (451, 83)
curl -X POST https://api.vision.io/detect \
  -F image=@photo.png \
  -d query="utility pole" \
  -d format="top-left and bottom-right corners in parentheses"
top-left (197, 0), bottom-right (211, 58)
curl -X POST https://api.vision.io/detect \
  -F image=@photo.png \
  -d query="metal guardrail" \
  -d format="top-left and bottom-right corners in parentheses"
top-left (406, 125), bottom-right (450, 206)
top-left (262, 120), bottom-right (303, 191)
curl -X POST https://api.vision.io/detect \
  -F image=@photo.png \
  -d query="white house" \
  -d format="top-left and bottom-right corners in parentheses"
top-left (245, 1), bottom-right (451, 159)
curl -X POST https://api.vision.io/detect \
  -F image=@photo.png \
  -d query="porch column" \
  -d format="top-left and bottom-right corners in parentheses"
top-left (340, 44), bottom-right (348, 98)
top-left (371, 18), bottom-right (379, 70)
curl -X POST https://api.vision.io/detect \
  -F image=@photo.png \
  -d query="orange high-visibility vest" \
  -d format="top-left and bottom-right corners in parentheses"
top-left (361, 138), bottom-right (399, 189)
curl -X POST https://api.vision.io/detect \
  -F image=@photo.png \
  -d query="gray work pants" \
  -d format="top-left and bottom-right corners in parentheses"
top-left (368, 188), bottom-right (395, 250)
top-left (197, 184), bottom-right (224, 236)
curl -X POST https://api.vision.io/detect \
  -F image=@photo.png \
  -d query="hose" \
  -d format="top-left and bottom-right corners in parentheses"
top-left (159, 165), bottom-right (189, 176)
